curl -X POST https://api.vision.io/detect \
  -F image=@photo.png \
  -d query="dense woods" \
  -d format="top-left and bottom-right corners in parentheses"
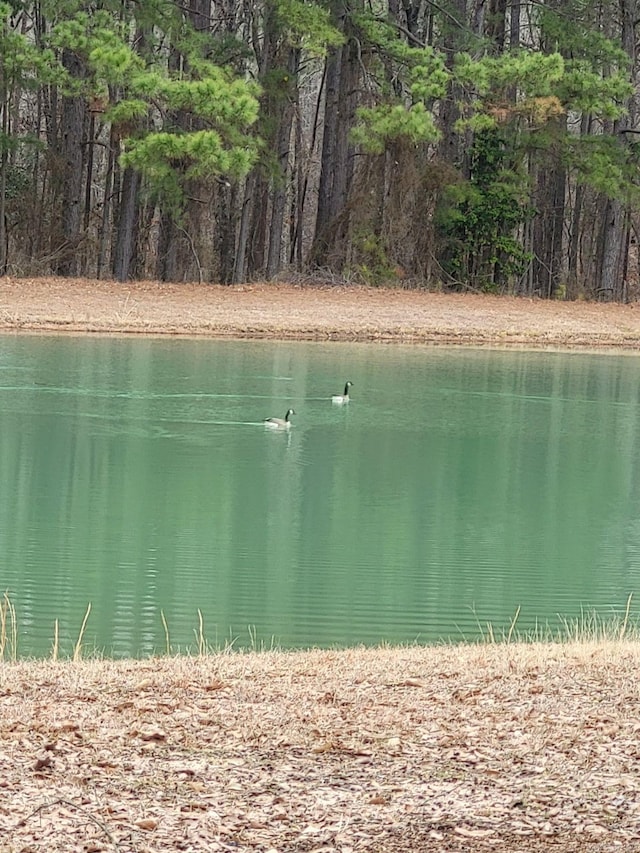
top-left (0, 0), bottom-right (638, 298)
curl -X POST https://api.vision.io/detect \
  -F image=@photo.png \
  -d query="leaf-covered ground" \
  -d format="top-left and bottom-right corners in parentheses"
top-left (1, 643), bottom-right (640, 852)
top-left (2, 276), bottom-right (640, 348)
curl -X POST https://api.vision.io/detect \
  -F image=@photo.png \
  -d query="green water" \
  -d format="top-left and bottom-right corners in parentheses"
top-left (1, 335), bottom-right (639, 657)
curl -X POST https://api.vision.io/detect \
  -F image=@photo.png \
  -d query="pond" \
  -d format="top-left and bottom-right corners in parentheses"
top-left (1, 334), bottom-right (639, 658)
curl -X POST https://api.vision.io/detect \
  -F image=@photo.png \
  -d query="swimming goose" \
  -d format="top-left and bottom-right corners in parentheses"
top-left (332, 381), bottom-right (353, 404)
top-left (264, 408), bottom-right (296, 429)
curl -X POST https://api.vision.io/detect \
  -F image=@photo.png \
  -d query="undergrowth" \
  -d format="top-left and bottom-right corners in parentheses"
top-left (1, 591), bottom-right (638, 662)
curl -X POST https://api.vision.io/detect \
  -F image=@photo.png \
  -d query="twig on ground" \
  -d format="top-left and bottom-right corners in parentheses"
top-left (17, 797), bottom-right (120, 850)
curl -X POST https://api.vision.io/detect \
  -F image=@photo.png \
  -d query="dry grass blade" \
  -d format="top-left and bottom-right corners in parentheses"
top-left (160, 608), bottom-right (171, 656)
top-left (72, 602), bottom-right (92, 662)
top-left (620, 592), bottom-right (633, 640)
top-left (0, 590), bottom-right (17, 661)
top-left (195, 608), bottom-right (205, 656)
top-left (51, 618), bottom-right (59, 661)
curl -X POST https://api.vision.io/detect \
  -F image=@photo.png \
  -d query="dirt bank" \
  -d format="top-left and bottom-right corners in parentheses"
top-left (3, 276), bottom-right (640, 348)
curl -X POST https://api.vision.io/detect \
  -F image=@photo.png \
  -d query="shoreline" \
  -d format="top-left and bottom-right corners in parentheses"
top-left (3, 277), bottom-right (640, 350)
top-left (3, 640), bottom-right (640, 852)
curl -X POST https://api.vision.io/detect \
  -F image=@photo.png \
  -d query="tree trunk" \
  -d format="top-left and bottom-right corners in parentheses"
top-left (0, 72), bottom-right (8, 276)
top-left (233, 173), bottom-right (255, 283)
top-left (567, 179), bottom-right (585, 297)
top-left (53, 48), bottom-right (86, 276)
top-left (509, 0), bottom-right (520, 49)
top-left (310, 0), bottom-right (361, 270)
top-left (156, 212), bottom-right (178, 281)
top-left (598, 0), bottom-right (636, 301)
top-left (531, 116), bottom-right (566, 298)
top-left (112, 166), bottom-right (140, 282)
top-left (266, 48), bottom-right (300, 279)
top-left (437, 0), bottom-right (469, 169)
top-left (154, 32), bottom-right (183, 281)
top-left (217, 182), bottom-right (237, 284)
top-left (247, 179), bottom-right (269, 276)
top-left (97, 123), bottom-right (118, 279)
top-left (215, 0), bottom-right (241, 284)
top-left (243, 4), bottom-right (296, 280)
top-left (598, 198), bottom-right (627, 301)
top-left (486, 0), bottom-right (507, 51)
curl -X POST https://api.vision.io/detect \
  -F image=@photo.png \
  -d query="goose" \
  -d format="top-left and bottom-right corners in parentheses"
top-left (264, 408), bottom-right (296, 429)
top-left (332, 381), bottom-right (353, 404)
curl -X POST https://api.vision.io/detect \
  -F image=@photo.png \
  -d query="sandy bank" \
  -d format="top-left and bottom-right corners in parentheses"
top-left (2, 277), bottom-right (640, 349)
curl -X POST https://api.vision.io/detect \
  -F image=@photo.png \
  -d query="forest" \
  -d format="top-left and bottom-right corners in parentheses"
top-left (0, 0), bottom-right (637, 299)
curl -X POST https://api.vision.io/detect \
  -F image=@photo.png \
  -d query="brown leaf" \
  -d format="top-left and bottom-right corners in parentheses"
top-left (205, 680), bottom-right (227, 691)
top-left (311, 741), bottom-right (334, 754)
top-left (33, 753), bottom-right (53, 772)
top-left (134, 817), bottom-right (158, 830)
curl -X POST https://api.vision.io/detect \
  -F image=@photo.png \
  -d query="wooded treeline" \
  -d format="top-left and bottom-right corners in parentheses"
top-left (0, 0), bottom-right (638, 298)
